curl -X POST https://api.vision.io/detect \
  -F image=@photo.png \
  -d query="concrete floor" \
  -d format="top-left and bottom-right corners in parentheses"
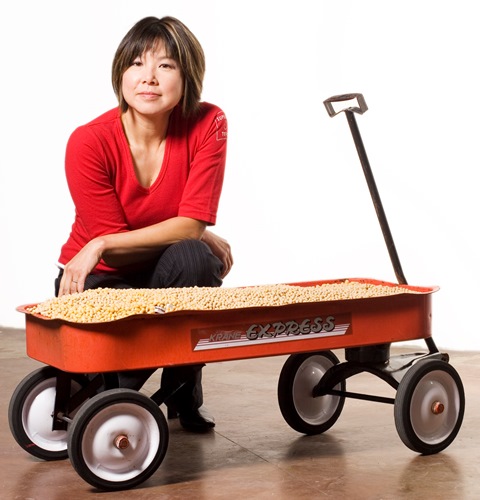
top-left (1, 326), bottom-right (478, 499)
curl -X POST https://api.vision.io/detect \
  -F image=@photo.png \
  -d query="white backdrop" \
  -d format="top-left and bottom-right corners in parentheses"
top-left (1, 0), bottom-right (478, 350)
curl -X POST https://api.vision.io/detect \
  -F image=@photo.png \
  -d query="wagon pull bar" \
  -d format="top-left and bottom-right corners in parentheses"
top-left (323, 93), bottom-right (407, 285)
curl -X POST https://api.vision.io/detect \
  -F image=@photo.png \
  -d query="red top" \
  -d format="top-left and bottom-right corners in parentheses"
top-left (58, 102), bottom-right (227, 273)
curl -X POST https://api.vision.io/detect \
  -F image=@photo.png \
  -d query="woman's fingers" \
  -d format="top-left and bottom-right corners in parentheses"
top-left (58, 274), bottom-right (80, 296)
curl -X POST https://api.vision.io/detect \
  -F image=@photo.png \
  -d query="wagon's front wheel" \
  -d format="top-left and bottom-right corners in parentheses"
top-left (68, 389), bottom-right (168, 491)
top-left (278, 351), bottom-right (345, 435)
top-left (394, 359), bottom-right (465, 454)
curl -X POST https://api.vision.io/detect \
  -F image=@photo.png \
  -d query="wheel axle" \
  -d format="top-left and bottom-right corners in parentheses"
top-left (431, 401), bottom-right (445, 415)
top-left (114, 434), bottom-right (130, 450)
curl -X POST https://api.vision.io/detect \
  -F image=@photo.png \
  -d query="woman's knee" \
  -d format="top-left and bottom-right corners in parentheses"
top-left (158, 239), bottom-right (223, 288)
top-left (177, 239), bottom-right (223, 287)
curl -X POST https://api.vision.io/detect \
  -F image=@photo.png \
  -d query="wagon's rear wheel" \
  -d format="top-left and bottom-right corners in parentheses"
top-left (8, 366), bottom-right (89, 461)
top-left (68, 389), bottom-right (168, 491)
top-left (278, 351), bottom-right (345, 435)
top-left (394, 359), bottom-right (465, 454)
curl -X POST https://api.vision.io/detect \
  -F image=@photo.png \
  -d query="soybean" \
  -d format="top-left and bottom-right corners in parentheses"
top-left (28, 281), bottom-right (419, 324)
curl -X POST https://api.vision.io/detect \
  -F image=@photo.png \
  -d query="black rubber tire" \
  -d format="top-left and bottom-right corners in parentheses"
top-left (8, 366), bottom-right (88, 461)
top-left (278, 351), bottom-right (345, 435)
top-left (394, 359), bottom-right (465, 455)
top-left (68, 389), bottom-right (169, 491)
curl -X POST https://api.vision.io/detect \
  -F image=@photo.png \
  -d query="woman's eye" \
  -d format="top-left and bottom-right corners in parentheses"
top-left (132, 60), bottom-right (142, 67)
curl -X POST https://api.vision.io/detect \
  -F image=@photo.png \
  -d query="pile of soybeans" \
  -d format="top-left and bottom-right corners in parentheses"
top-left (27, 280), bottom-right (417, 324)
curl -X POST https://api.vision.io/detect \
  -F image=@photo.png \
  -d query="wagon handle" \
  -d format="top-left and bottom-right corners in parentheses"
top-left (323, 93), bottom-right (407, 285)
top-left (324, 93), bottom-right (368, 117)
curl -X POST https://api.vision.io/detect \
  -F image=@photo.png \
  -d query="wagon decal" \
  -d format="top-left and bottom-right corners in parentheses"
top-left (192, 315), bottom-right (350, 351)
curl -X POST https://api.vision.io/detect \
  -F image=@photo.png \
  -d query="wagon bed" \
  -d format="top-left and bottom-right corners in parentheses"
top-left (17, 278), bottom-right (436, 373)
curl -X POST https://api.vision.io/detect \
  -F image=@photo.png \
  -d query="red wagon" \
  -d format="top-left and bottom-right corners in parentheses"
top-left (8, 95), bottom-right (465, 491)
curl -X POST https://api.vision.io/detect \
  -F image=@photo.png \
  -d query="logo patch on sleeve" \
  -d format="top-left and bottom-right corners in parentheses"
top-left (216, 112), bottom-right (227, 141)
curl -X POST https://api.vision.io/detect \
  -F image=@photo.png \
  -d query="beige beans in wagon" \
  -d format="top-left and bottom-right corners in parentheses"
top-left (27, 281), bottom-right (418, 324)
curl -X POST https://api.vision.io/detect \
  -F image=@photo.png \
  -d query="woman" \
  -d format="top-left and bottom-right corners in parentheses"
top-left (55, 16), bottom-right (233, 432)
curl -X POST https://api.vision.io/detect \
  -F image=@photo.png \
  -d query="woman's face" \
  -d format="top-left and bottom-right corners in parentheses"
top-left (122, 42), bottom-right (183, 117)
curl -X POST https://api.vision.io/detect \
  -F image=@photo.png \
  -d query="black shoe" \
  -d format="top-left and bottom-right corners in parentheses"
top-left (178, 407), bottom-right (215, 432)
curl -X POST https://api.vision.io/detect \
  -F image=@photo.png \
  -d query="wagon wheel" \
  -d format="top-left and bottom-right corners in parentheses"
top-left (68, 389), bottom-right (169, 491)
top-left (394, 359), bottom-right (465, 455)
top-left (278, 351), bottom-right (345, 435)
top-left (8, 366), bottom-right (89, 461)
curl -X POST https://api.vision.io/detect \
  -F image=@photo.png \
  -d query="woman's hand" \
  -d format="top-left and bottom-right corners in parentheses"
top-left (202, 230), bottom-right (233, 278)
top-left (58, 238), bottom-right (104, 296)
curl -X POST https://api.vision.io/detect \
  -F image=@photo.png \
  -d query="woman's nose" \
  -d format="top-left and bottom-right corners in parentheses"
top-left (142, 67), bottom-right (158, 85)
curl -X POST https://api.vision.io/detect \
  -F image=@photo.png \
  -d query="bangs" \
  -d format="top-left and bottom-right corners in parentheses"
top-left (126, 28), bottom-right (179, 64)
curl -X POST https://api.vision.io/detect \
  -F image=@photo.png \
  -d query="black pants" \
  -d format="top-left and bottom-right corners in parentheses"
top-left (55, 239), bottom-right (223, 413)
